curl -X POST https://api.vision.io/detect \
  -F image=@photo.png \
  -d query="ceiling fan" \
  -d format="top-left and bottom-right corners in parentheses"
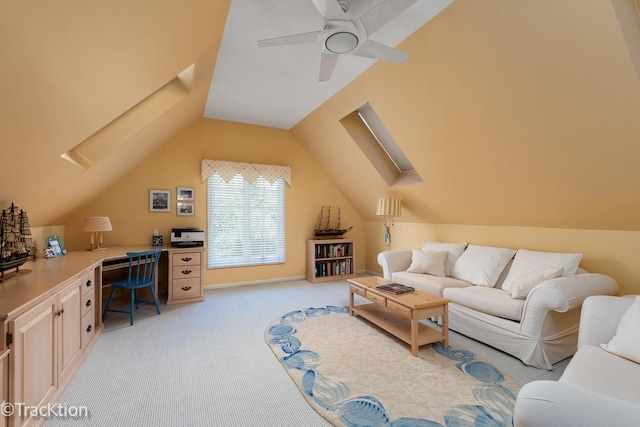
top-left (255, 0), bottom-right (418, 81)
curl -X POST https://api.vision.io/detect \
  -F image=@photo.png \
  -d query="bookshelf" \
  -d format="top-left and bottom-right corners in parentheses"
top-left (306, 238), bottom-right (356, 283)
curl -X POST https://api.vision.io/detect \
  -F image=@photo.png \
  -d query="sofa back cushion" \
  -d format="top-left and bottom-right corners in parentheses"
top-left (501, 249), bottom-right (583, 292)
top-left (421, 241), bottom-right (467, 276)
top-left (450, 244), bottom-right (516, 287)
top-left (601, 296), bottom-right (640, 364)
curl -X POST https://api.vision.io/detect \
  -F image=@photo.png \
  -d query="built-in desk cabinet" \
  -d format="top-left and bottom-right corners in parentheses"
top-left (2, 262), bottom-right (101, 427)
top-left (167, 248), bottom-right (205, 304)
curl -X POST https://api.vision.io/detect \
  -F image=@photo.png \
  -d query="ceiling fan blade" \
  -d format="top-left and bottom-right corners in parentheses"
top-left (359, 0), bottom-right (418, 36)
top-left (319, 52), bottom-right (339, 81)
top-left (311, 0), bottom-right (348, 21)
top-left (256, 31), bottom-right (320, 47)
top-left (352, 39), bottom-right (409, 64)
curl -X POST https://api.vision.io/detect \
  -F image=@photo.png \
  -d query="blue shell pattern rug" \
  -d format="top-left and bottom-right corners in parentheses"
top-left (265, 306), bottom-right (520, 427)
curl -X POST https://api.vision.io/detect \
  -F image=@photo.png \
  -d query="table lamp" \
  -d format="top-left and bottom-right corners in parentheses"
top-left (376, 197), bottom-right (401, 251)
top-left (82, 216), bottom-right (112, 251)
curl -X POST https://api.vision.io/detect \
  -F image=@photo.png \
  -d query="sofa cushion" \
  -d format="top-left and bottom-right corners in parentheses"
top-left (501, 249), bottom-right (583, 291)
top-left (391, 271), bottom-right (471, 296)
top-left (406, 249), bottom-right (447, 277)
top-left (450, 245), bottom-right (516, 287)
top-left (421, 241), bottom-right (467, 276)
top-left (601, 296), bottom-right (640, 364)
top-left (560, 345), bottom-right (640, 406)
top-left (509, 267), bottom-right (564, 299)
top-left (443, 286), bottom-right (525, 321)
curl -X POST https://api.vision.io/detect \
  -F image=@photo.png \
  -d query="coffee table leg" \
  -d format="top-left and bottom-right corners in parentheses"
top-left (442, 304), bottom-right (449, 348)
top-left (349, 289), bottom-right (354, 316)
top-left (411, 316), bottom-right (418, 356)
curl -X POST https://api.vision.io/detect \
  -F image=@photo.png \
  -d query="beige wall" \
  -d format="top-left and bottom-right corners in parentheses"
top-left (62, 118), bottom-right (365, 286)
top-left (364, 222), bottom-right (640, 296)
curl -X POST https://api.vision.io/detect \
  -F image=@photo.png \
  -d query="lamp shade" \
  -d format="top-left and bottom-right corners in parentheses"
top-left (82, 216), bottom-right (113, 232)
top-left (376, 198), bottom-right (401, 217)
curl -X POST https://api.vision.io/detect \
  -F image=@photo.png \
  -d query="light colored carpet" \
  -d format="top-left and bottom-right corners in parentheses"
top-left (266, 306), bottom-right (521, 426)
top-left (45, 279), bottom-right (567, 426)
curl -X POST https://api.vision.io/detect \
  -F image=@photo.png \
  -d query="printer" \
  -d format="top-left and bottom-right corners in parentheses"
top-left (170, 227), bottom-right (204, 248)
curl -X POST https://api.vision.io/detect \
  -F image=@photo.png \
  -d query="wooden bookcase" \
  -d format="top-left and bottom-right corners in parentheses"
top-left (306, 239), bottom-right (356, 283)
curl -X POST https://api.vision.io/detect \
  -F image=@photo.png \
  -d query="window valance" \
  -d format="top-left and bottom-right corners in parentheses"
top-left (201, 159), bottom-right (292, 186)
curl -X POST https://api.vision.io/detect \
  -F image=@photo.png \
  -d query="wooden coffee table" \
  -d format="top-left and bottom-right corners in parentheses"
top-left (348, 276), bottom-right (449, 356)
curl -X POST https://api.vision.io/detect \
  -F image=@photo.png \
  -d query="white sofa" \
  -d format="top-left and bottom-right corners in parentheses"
top-left (514, 295), bottom-right (640, 426)
top-left (377, 241), bottom-right (619, 369)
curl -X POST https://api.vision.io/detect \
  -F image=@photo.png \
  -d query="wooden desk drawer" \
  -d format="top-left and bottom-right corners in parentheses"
top-left (366, 291), bottom-right (386, 307)
top-left (387, 300), bottom-right (411, 318)
top-left (82, 293), bottom-right (94, 317)
top-left (172, 265), bottom-right (201, 279)
top-left (171, 278), bottom-right (201, 300)
top-left (81, 309), bottom-right (95, 350)
top-left (81, 271), bottom-right (95, 296)
top-left (171, 252), bottom-right (201, 267)
top-left (350, 284), bottom-right (366, 298)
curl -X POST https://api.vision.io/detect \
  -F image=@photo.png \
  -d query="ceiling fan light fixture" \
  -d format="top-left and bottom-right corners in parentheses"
top-left (325, 32), bottom-right (358, 54)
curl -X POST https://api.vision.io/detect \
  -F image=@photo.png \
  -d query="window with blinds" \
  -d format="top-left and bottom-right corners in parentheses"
top-left (207, 173), bottom-right (285, 268)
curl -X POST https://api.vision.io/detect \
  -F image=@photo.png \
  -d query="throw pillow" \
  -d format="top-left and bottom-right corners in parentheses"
top-left (421, 241), bottom-right (467, 277)
top-left (407, 250), bottom-right (447, 277)
top-left (509, 267), bottom-right (564, 299)
top-left (450, 244), bottom-right (516, 287)
top-left (501, 249), bottom-right (583, 291)
top-left (601, 296), bottom-right (640, 364)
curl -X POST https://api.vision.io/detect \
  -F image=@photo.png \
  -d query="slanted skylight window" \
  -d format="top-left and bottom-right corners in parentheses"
top-left (341, 103), bottom-right (421, 186)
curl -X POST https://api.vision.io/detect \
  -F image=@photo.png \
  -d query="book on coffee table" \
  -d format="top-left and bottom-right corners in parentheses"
top-left (376, 283), bottom-right (415, 295)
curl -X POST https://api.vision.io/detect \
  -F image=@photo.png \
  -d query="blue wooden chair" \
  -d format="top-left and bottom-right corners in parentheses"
top-left (102, 249), bottom-right (162, 325)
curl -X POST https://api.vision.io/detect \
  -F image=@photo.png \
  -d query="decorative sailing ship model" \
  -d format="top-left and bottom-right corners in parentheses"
top-left (314, 206), bottom-right (352, 238)
top-left (0, 203), bottom-right (33, 281)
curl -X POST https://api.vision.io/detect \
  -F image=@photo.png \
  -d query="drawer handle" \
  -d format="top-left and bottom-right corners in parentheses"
top-left (86, 325), bottom-right (92, 333)
top-left (85, 279), bottom-right (92, 287)
top-left (86, 299), bottom-right (92, 307)
top-left (56, 308), bottom-right (65, 317)
top-left (181, 269), bottom-right (192, 275)
top-left (181, 286), bottom-right (192, 291)
top-left (181, 257), bottom-right (192, 262)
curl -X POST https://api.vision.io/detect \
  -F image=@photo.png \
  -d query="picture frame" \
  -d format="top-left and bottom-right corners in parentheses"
top-left (150, 189), bottom-right (171, 212)
top-left (177, 186), bottom-right (195, 201)
top-left (177, 202), bottom-right (195, 216)
top-left (45, 235), bottom-right (66, 256)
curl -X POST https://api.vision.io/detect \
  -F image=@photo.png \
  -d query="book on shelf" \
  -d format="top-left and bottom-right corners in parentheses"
top-left (376, 283), bottom-right (415, 295)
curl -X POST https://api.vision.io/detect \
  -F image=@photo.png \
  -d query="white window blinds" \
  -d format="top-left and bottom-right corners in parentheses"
top-left (206, 171), bottom-right (286, 269)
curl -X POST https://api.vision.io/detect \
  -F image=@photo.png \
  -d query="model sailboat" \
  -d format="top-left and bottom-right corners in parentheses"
top-left (314, 206), bottom-right (352, 238)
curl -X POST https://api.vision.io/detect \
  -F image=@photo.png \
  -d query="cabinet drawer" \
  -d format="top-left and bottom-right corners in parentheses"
top-left (171, 252), bottom-right (201, 267)
top-left (172, 265), bottom-right (201, 279)
top-left (81, 293), bottom-right (94, 317)
top-left (350, 284), bottom-right (366, 298)
top-left (387, 300), bottom-right (411, 318)
top-left (81, 309), bottom-right (95, 350)
top-left (171, 278), bottom-right (201, 300)
top-left (366, 291), bottom-right (386, 307)
top-left (81, 271), bottom-right (95, 296)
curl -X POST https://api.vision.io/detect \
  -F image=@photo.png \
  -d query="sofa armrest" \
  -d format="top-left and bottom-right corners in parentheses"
top-left (578, 295), bottom-right (635, 349)
top-left (519, 273), bottom-right (618, 335)
top-left (377, 250), bottom-right (412, 280)
top-left (514, 380), bottom-right (640, 427)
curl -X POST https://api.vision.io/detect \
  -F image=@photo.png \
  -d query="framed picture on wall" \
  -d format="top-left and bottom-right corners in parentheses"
top-left (177, 187), bottom-right (195, 201)
top-left (177, 202), bottom-right (195, 216)
top-left (150, 189), bottom-right (171, 212)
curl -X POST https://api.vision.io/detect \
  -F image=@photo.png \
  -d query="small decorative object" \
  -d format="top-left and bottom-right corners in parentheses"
top-left (82, 216), bottom-right (112, 251)
top-left (0, 203), bottom-right (33, 281)
top-left (152, 229), bottom-right (163, 246)
top-left (376, 197), bottom-right (401, 251)
top-left (45, 235), bottom-right (66, 256)
top-left (150, 189), bottom-right (171, 212)
top-left (177, 202), bottom-right (195, 216)
top-left (177, 187), bottom-right (195, 201)
top-left (314, 206), bottom-right (353, 238)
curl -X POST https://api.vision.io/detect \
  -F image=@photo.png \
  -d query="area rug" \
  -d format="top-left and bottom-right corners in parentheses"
top-left (265, 306), bottom-right (520, 427)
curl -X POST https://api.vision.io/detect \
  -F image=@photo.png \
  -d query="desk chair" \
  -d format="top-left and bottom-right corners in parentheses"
top-left (102, 249), bottom-right (162, 325)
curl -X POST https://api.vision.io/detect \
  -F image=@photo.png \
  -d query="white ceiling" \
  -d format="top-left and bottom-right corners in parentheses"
top-left (203, 0), bottom-right (453, 130)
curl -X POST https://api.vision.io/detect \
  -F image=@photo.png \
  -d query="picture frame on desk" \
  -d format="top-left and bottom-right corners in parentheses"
top-left (177, 202), bottom-right (194, 216)
top-left (150, 189), bottom-right (171, 212)
top-left (177, 187), bottom-right (194, 201)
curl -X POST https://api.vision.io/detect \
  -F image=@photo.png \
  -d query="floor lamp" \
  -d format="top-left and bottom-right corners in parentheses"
top-left (376, 197), bottom-right (401, 251)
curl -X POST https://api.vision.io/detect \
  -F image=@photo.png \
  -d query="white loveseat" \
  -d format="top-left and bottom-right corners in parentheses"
top-left (377, 241), bottom-right (619, 369)
top-left (514, 295), bottom-right (640, 426)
